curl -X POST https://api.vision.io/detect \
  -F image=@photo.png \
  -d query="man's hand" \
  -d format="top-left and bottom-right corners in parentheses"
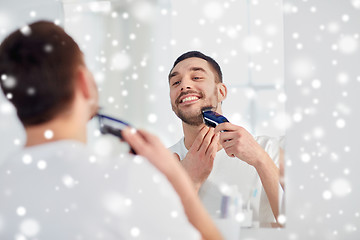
top-left (182, 126), bottom-right (219, 192)
top-left (214, 122), bottom-right (267, 167)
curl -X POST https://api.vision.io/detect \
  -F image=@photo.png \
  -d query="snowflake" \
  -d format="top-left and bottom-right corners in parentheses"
top-left (16, 206), bottom-right (27, 216)
top-left (338, 35), bottom-right (358, 54)
top-left (20, 25), bottom-right (31, 36)
top-left (147, 113), bottom-right (157, 123)
top-left (44, 130), bottom-right (54, 139)
top-left (19, 218), bottom-right (40, 237)
top-left (242, 35), bottom-right (263, 54)
top-left (203, 2), bottom-right (224, 20)
top-left (37, 160), bottom-right (47, 170)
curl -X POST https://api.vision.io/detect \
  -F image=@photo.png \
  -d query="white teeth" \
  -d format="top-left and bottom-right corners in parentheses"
top-left (181, 96), bottom-right (199, 103)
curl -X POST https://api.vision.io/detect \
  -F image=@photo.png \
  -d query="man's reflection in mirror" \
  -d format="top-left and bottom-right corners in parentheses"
top-left (167, 51), bottom-right (285, 228)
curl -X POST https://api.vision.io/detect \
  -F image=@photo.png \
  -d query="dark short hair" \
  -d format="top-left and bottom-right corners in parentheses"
top-left (169, 51), bottom-right (223, 83)
top-left (0, 21), bottom-right (82, 126)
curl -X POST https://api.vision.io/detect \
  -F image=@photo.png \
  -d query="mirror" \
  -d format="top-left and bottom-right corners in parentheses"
top-left (67, 0), bottom-right (286, 229)
top-left (0, 0), bottom-right (285, 234)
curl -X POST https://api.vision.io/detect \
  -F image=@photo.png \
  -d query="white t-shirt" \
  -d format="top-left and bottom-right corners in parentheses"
top-left (169, 136), bottom-right (282, 225)
top-left (0, 140), bottom-right (200, 240)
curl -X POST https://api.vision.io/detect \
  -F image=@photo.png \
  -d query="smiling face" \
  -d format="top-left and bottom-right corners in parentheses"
top-left (169, 57), bottom-right (226, 126)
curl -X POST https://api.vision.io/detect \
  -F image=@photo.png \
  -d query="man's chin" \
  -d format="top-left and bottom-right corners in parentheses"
top-left (176, 112), bottom-right (203, 126)
top-left (173, 103), bottom-right (211, 125)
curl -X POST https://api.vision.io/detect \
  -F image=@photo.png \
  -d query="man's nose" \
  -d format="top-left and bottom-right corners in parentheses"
top-left (181, 86), bottom-right (191, 91)
top-left (180, 78), bottom-right (192, 91)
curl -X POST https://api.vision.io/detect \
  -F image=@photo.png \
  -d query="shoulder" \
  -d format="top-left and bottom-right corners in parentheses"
top-left (255, 135), bottom-right (284, 164)
top-left (168, 138), bottom-right (183, 151)
top-left (255, 135), bottom-right (283, 148)
top-left (168, 138), bottom-right (187, 160)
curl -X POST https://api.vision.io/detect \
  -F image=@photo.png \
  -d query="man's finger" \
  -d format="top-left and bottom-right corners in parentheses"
top-left (199, 128), bottom-right (215, 152)
top-left (122, 127), bottom-right (148, 154)
top-left (218, 131), bottom-right (235, 144)
top-left (223, 145), bottom-right (237, 158)
top-left (191, 126), bottom-right (209, 151)
top-left (136, 129), bottom-right (158, 145)
top-left (205, 132), bottom-right (219, 156)
top-left (214, 122), bottom-right (238, 134)
top-left (221, 136), bottom-right (237, 149)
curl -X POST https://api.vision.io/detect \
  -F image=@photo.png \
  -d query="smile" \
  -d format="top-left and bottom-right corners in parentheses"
top-left (181, 96), bottom-right (199, 103)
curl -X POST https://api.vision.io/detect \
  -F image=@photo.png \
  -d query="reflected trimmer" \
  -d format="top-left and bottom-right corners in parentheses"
top-left (202, 107), bottom-right (229, 128)
top-left (96, 113), bottom-right (136, 154)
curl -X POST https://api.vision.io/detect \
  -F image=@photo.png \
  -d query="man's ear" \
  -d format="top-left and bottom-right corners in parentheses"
top-left (76, 65), bottom-right (99, 118)
top-left (76, 66), bottom-right (91, 99)
top-left (217, 83), bottom-right (227, 102)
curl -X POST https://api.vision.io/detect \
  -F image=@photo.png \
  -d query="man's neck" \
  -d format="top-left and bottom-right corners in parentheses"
top-left (183, 123), bottom-right (204, 150)
top-left (24, 110), bottom-right (87, 147)
top-left (182, 122), bottom-right (223, 152)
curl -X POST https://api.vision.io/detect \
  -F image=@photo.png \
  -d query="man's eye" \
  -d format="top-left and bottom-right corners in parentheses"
top-left (172, 81), bottom-right (180, 86)
top-left (193, 77), bottom-right (201, 80)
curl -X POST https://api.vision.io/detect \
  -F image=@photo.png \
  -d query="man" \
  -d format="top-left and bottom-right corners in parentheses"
top-left (0, 21), bottom-right (223, 239)
top-left (168, 51), bottom-right (284, 226)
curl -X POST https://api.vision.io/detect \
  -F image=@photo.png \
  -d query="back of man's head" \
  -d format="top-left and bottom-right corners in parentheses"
top-left (169, 51), bottom-right (223, 83)
top-left (0, 20), bottom-right (82, 126)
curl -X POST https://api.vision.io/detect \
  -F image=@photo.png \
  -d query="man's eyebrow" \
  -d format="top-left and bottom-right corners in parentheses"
top-left (168, 66), bottom-right (207, 82)
top-left (169, 71), bottom-right (178, 80)
top-left (190, 67), bottom-right (207, 73)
